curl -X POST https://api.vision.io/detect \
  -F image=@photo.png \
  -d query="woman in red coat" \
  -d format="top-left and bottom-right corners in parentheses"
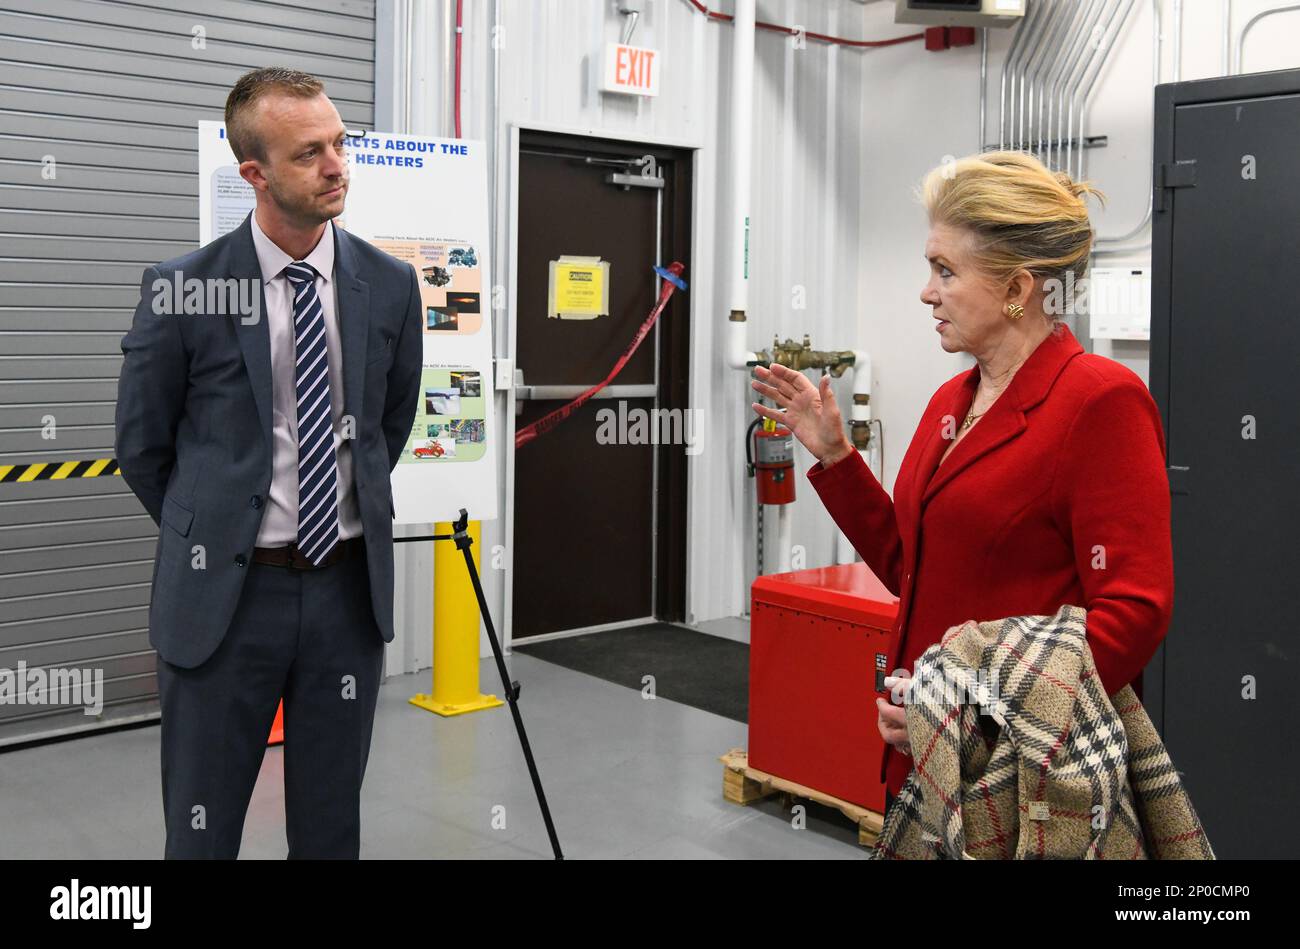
top-left (750, 151), bottom-right (1173, 805)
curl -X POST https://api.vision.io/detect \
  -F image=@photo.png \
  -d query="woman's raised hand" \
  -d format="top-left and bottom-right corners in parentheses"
top-left (751, 363), bottom-right (854, 468)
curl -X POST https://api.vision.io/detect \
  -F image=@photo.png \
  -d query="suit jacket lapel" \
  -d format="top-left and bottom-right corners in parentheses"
top-left (229, 213), bottom-right (273, 459)
top-left (333, 222), bottom-right (371, 423)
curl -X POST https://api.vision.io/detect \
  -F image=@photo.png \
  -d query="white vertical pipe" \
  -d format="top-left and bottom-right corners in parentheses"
top-left (851, 351), bottom-right (872, 424)
top-left (775, 503), bottom-right (793, 573)
top-left (1222, 0), bottom-right (1232, 76)
top-left (833, 353), bottom-right (873, 565)
top-left (836, 522), bottom-right (857, 565)
top-left (726, 0), bottom-right (758, 370)
top-left (729, 0), bottom-right (755, 316)
top-left (979, 28), bottom-right (987, 151)
top-left (1173, 0), bottom-right (1183, 80)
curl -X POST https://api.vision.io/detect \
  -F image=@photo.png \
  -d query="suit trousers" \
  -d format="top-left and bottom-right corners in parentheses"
top-left (156, 538), bottom-right (385, 858)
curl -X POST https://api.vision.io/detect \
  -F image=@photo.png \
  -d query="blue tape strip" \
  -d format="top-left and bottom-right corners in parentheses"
top-left (653, 265), bottom-right (688, 291)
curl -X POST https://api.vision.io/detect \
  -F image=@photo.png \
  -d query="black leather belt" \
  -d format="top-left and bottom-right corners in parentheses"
top-left (252, 536), bottom-right (363, 570)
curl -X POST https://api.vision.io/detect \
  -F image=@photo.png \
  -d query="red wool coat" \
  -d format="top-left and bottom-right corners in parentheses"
top-left (806, 322), bottom-right (1174, 799)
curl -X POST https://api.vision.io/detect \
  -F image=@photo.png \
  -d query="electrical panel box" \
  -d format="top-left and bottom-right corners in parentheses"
top-left (894, 0), bottom-right (1026, 28)
top-left (1087, 266), bottom-right (1152, 341)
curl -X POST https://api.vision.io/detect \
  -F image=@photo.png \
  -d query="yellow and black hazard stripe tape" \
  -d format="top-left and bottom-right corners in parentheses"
top-left (0, 459), bottom-right (121, 482)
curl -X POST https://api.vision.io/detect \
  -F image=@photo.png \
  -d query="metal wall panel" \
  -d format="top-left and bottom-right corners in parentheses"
top-left (0, 0), bottom-right (376, 746)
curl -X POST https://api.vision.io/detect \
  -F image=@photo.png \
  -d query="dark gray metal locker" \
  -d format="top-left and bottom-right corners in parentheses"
top-left (1148, 67), bottom-right (1300, 859)
top-left (0, 0), bottom-right (376, 746)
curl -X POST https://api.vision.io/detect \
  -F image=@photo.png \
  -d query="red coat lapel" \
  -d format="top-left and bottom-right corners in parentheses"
top-left (918, 323), bottom-right (1084, 512)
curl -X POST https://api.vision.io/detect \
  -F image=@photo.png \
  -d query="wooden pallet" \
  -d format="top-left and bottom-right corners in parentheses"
top-left (720, 749), bottom-right (885, 848)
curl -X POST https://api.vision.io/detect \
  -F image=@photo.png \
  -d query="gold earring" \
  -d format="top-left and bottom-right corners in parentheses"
top-left (1005, 302), bottom-right (1024, 320)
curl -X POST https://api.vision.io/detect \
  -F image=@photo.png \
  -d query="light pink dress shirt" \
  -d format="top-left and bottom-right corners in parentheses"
top-left (249, 212), bottom-right (362, 547)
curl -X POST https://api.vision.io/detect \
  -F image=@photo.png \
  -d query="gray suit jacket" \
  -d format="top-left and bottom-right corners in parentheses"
top-left (115, 212), bottom-right (422, 668)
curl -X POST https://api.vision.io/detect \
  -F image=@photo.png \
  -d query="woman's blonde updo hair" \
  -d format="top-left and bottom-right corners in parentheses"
top-left (920, 150), bottom-right (1106, 292)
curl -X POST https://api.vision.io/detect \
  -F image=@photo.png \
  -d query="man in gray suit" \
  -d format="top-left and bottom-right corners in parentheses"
top-left (115, 67), bottom-right (422, 858)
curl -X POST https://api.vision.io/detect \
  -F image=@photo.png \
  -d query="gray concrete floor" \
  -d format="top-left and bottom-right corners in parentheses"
top-left (0, 652), bottom-right (868, 859)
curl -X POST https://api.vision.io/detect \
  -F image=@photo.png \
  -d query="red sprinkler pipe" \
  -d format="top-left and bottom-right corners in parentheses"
top-left (681, 0), bottom-right (925, 49)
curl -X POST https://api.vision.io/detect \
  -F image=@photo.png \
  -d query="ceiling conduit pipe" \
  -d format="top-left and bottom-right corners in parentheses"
top-left (1054, 0), bottom-right (1106, 173)
top-left (1017, 0), bottom-right (1054, 156)
top-left (1032, 0), bottom-right (1076, 161)
top-left (1009, 0), bottom-right (1046, 151)
top-left (1043, 0), bottom-right (1099, 169)
top-left (1000, 0), bottom-right (1035, 150)
top-left (1067, 0), bottom-right (1121, 181)
top-left (1095, 0), bottom-right (1162, 253)
top-left (1234, 4), bottom-right (1300, 74)
top-left (1074, 0), bottom-right (1138, 182)
top-left (1020, 0), bottom-right (1061, 155)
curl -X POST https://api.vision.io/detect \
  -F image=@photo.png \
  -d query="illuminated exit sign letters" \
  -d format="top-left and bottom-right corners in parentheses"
top-left (602, 43), bottom-right (660, 97)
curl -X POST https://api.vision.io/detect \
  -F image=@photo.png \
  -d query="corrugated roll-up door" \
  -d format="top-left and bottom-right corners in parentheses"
top-left (0, 0), bottom-right (376, 746)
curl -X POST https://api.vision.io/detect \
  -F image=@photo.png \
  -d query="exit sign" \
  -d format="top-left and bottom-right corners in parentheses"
top-left (602, 43), bottom-right (659, 97)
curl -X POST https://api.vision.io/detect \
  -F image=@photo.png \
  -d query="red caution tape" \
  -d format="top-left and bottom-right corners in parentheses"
top-left (515, 261), bottom-right (687, 450)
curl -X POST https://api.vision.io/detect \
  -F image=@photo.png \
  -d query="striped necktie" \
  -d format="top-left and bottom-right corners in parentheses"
top-left (285, 260), bottom-right (339, 565)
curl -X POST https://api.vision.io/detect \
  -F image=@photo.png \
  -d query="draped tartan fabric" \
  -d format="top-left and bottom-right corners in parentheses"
top-left (871, 604), bottom-right (1215, 860)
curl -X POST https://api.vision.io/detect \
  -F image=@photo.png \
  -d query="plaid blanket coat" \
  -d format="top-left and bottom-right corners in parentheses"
top-left (871, 604), bottom-right (1214, 860)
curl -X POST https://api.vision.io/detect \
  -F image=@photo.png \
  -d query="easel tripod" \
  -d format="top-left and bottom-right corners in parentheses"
top-left (396, 508), bottom-right (563, 859)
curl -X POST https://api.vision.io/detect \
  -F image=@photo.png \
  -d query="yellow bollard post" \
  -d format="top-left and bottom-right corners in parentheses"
top-left (410, 519), bottom-right (504, 717)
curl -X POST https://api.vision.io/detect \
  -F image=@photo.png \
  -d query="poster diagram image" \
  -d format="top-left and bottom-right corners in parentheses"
top-left (425, 387), bottom-right (461, 416)
top-left (427, 306), bottom-right (459, 331)
top-left (413, 438), bottom-right (456, 459)
top-left (370, 239), bottom-right (483, 336)
top-left (447, 246), bottom-right (477, 267)
top-left (451, 370), bottom-right (482, 397)
top-left (422, 265), bottom-right (452, 287)
top-left (402, 367), bottom-right (487, 464)
top-left (446, 291), bottom-right (480, 312)
top-left (427, 420), bottom-right (485, 445)
top-left (448, 419), bottom-right (485, 443)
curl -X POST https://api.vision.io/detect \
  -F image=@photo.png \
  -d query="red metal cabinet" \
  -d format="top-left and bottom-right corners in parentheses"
top-left (749, 563), bottom-right (899, 813)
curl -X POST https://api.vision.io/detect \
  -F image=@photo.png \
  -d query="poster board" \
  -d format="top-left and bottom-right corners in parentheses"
top-left (197, 121), bottom-right (498, 524)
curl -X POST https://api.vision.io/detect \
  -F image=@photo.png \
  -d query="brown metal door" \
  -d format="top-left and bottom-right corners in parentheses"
top-left (512, 131), bottom-right (690, 640)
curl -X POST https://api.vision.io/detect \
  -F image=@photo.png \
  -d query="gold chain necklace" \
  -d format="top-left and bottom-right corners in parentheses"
top-left (963, 347), bottom-right (1037, 432)
top-left (962, 387), bottom-right (1002, 430)
top-left (965, 372), bottom-right (1017, 431)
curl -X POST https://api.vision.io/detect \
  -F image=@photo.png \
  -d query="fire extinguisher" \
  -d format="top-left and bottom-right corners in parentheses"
top-left (746, 416), bottom-right (795, 505)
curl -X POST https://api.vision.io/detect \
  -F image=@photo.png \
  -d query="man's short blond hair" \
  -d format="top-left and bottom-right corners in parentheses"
top-left (224, 67), bottom-right (325, 163)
